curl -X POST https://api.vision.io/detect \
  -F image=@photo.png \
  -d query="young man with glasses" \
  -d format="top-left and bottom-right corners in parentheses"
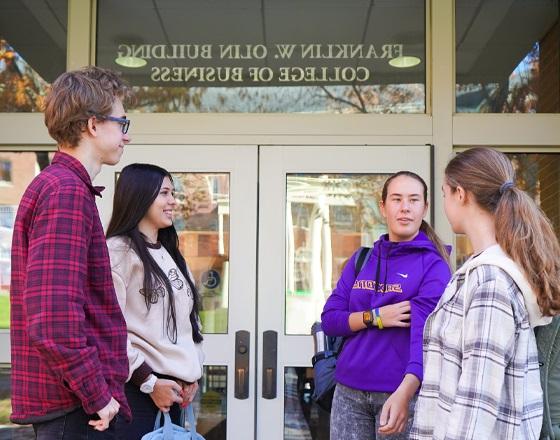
top-left (10, 66), bottom-right (133, 439)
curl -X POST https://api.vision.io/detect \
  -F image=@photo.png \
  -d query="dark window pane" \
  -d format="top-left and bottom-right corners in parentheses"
top-left (284, 367), bottom-right (329, 440)
top-left (96, 0), bottom-right (426, 114)
top-left (0, 1), bottom-right (67, 112)
top-left (0, 161), bottom-right (12, 183)
top-left (197, 366), bottom-right (227, 439)
top-left (0, 366), bottom-right (35, 438)
top-left (456, 0), bottom-right (559, 113)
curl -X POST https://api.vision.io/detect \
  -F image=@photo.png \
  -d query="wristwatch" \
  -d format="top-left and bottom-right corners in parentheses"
top-left (362, 309), bottom-right (375, 328)
top-left (140, 374), bottom-right (157, 394)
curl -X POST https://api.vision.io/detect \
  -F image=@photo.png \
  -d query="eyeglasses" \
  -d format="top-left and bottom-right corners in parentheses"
top-left (94, 114), bottom-right (131, 134)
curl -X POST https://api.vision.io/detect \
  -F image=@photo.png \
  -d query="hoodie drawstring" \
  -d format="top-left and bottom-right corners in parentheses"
top-left (374, 246), bottom-right (382, 294)
top-left (374, 243), bottom-right (392, 294)
top-left (383, 244), bottom-right (392, 293)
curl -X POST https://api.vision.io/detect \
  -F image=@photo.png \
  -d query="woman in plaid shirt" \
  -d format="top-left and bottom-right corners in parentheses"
top-left (411, 147), bottom-right (560, 440)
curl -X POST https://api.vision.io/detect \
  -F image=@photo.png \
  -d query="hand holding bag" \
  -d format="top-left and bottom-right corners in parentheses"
top-left (141, 405), bottom-right (205, 440)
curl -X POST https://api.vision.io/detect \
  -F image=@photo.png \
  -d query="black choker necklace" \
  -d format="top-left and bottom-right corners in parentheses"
top-left (145, 241), bottom-right (162, 249)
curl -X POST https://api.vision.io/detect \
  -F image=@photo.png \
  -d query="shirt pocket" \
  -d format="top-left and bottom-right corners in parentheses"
top-left (433, 294), bottom-right (464, 354)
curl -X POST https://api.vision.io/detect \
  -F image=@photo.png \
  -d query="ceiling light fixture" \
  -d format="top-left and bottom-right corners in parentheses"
top-left (114, 56), bottom-right (147, 68)
top-left (388, 56), bottom-right (421, 68)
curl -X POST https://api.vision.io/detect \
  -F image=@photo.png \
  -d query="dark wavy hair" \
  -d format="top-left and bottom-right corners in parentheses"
top-left (106, 163), bottom-right (203, 343)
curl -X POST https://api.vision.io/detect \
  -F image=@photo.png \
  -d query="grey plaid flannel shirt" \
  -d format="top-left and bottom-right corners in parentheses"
top-left (410, 264), bottom-right (543, 440)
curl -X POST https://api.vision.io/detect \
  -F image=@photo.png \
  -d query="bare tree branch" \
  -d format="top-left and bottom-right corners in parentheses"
top-left (320, 86), bottom-right (367, 113)
top-left (352, 84), bottom-right (367, 113)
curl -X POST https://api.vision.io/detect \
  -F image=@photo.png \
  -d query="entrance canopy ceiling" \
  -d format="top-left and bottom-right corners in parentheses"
top-left (0, 0), bottom-right (557, 85)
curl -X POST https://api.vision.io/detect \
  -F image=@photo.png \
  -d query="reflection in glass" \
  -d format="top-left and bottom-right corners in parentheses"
top-left (96, 0), bottom-right (425, 113)
top-left (0, 366), bottom-right (34, 438)
top-left (455, 152), bottom-right (560, 266)
top-left (456, 0), bottom-right (559, 113)
top-left (195, 365), bottom-right (227, 439)
top-left (0, 365), bottom-right (227, 440)
top-left (0, 1), bottom-right (67, 112)
top-left (284, 367), bottom-right (329, 440)
top-left (0, 152), bottom-right (54, 330)
top-left (171, 173), bottom-right (230, 334)
top-left (286, 174), bottom-right (389, 335)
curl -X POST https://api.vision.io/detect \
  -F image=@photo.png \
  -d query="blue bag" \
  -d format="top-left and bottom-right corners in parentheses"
top-left (311, 334), bottom-right (344, 411)
top-left (141, 405), bottom-right (205, 440)
top-left (311, 246), bottom-right (371, 412)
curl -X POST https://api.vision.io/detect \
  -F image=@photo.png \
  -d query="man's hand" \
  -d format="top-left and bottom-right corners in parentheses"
top-left (88, 397), bottom-right (120, 431)
top-left (150, 378), bottom-right (183, 412)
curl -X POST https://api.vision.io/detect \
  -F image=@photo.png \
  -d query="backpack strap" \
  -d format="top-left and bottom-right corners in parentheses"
top-left (332, 246), bottom-right (371, 356)
top-left (537, 316), bottom-right (560, 439)
top-left (354, 247), bottom-right (372, 278)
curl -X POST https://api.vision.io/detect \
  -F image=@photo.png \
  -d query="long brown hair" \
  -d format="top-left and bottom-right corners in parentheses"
top-left (445, 147), bottom-right (560, 316)
top-left (381, 171), bottom-right (450, 266)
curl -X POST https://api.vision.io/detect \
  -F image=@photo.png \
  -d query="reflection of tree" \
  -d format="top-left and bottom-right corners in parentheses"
top-left (0, 39), bottom-right (48, 112)
top-left (318, 83), bottom-right (424, 113)
top-left (174, 174), bottom-right (213, 222)
top-left (128, 82), bottom-right (424, 113)
top-left (132, 86), bottom-right (206, 112)
top-left (510, 154), bottom-right (540, 202)
top-left (470, 44), bottom-right (539, 113)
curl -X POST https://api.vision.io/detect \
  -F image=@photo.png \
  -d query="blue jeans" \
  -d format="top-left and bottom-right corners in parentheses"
top-left (330, 383), bottom-right (416, 440)
top-left (33, 407), bottom-right (118, 440)
top-left (115, 382), bottom-right (181, 440)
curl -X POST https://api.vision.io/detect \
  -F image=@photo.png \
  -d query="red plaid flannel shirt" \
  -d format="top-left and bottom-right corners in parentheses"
top-left (10, 152), bottom-right (131, 423)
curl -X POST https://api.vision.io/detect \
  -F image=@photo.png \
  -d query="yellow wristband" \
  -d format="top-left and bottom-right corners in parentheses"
top-left (374, 307), bottom-right (384, 329)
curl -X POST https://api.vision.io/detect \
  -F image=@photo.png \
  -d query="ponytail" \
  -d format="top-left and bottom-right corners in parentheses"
top-left (495, 187), bottom-right (560, 316)
top-left (420, 220), bottom-right (451, 267)
top-left (445, 147), bottom-right (560, 316)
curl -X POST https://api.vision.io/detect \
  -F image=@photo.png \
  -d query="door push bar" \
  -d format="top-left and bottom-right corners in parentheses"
top-left (235, 330), bottom-right (250, 399)
top-left (262, 330), bottom-right (277, 399)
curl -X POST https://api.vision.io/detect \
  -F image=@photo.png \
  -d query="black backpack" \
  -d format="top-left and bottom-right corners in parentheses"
top-left (537, 315), bottom-right (560, 439)
top-left (311, 246), bottom-right (372, 412)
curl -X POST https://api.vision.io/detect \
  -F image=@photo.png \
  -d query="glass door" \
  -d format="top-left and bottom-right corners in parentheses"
top-left (96, 145), bottom-right (258, 440)
top-left (257, 145), bottom-right (432, 440)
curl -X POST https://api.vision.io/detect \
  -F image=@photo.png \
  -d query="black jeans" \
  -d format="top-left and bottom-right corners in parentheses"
top-left (33, 407), bottom-right (118, 440)
top-left (115, 382), bottom-right (181, 440)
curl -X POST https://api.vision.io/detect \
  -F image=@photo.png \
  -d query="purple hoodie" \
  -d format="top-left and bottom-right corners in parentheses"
top-left (321, 231), bottom-right (451, 393)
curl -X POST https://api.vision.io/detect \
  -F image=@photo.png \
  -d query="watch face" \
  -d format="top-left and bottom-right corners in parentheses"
top-left (140, 383), bottom-right (153, 393)
top-left (140, 376), bottom-right (156, 393)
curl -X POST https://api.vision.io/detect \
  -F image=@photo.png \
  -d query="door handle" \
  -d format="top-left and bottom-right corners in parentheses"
top-left (262, 330), bottom-right (277, 399)
top-left (235, 330), bottom-right (250, 399)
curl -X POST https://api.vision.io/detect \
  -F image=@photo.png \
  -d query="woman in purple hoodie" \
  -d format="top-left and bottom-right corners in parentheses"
top-left (321, 171), bottom-right (451, 439)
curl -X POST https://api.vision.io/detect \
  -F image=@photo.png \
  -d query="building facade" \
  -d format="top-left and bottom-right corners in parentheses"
top-left (0, 0), bottom-right (559, 438)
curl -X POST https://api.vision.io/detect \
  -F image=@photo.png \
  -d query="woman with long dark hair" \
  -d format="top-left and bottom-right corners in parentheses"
top-left (106, 163), bottom-right (203, 439)
top-left (411, 147), bottom-right (560, 439)
top-left (322, 171), bottom-right (451, 439)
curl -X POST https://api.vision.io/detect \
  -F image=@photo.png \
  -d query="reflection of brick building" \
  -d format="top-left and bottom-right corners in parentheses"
top-left (0, 153), bottom-right (43, 290)
top-left (0, 152), bottom-right (38, 205)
